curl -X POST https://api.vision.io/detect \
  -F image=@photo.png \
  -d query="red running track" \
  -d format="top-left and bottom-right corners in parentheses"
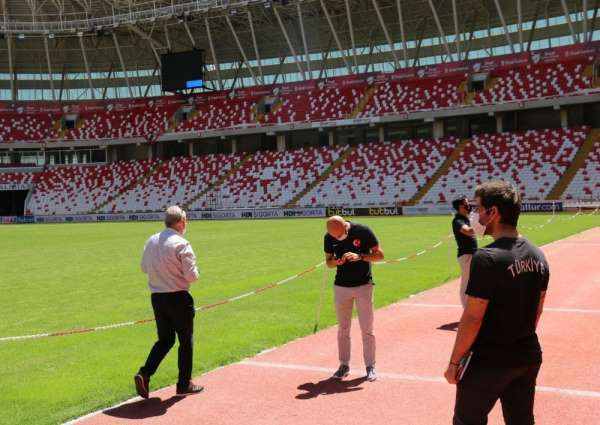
top-left (73, 227), bottom-right (600, 425)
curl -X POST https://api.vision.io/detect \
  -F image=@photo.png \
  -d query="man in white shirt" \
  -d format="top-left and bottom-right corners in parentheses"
top-left (134, 206), bottom-right (203, 398)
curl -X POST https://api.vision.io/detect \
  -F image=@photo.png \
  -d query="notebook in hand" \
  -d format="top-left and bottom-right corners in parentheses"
top-left (457, 351), bottom-right (473, 381)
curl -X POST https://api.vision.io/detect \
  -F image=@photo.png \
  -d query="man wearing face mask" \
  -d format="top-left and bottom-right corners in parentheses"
top-left (324, 215), bottom-right (385, 382)
top-left (444, 182), bottom-right (549, 425)
top-left (135, 205), bottom-right (203, 398)
top-left (451, 195), bottom-right (477, 308)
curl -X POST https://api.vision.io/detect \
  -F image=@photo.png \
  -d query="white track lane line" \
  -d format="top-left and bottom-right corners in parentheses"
top-left (397, 303), bottom-right (600, 314)
top-left (238, 360), bottom-right (600, 399)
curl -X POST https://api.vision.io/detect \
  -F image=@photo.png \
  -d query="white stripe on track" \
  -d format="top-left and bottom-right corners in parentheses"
top-left (397, 303), bottom-right (600, 314)
top-left (239, 360), bottom-right (600, 399)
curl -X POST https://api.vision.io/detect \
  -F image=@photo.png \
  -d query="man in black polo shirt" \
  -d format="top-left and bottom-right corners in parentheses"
top-left (451, 195), bottom-right (478, 308)
top-left (324, 215), bottom-right (384, 382)
top-left (444, 181), bottom-right (549, 425)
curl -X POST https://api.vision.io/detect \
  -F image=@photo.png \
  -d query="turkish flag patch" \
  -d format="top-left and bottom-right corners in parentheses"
top-left (353, 239), bottom-right (361, 247)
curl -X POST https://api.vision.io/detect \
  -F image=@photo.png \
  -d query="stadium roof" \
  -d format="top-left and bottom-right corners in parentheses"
top-left (0, 0), bottom-right (598, 101)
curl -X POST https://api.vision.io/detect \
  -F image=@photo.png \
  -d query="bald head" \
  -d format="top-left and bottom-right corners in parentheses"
top-left (327, 215), bottom-right (350, 240)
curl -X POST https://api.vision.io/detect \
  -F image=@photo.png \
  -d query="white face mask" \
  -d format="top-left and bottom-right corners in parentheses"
top-left (469, 212), bottom-right (486, 237)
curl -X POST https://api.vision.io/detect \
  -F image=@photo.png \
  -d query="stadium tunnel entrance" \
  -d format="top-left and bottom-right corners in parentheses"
top-left (0, 190), bottom-right (28, 216)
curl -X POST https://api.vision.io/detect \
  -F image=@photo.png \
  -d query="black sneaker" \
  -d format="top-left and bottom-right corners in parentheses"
top-left (134, 373), bottom-right (150, 399)
top-left (332, 365), bottom-right (350, 379)
top-left (176, 382), bottom-right (205, 395)
top-left (366, 366), bottom-right (377, 382)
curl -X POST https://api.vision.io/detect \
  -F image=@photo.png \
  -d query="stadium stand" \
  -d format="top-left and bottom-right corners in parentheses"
top-left (28, 160), bottom-right (159, 215)
top-left (359, 76), bottom-right (465, 117)
top-left (472, 60), bottom-right (595, 105)
top-left (189, 145), bottom-right (345, 210)
top-left (1, 42), bottom-right (599, 217)
top-left (563, 133), bottom-right (600, 201)
top-left (66, 103), bottom-right (178, 142)
top-left (421, 127), bottom-right (590, 204)
top-left (297, 138), bottom-right (459, 207)
top-left (0, 171), bottom-right (37, 186)
top-left (100, 153), bottom-right (242, 213)
top-left (0, 53), bottom-right (597, 144)
top-left (175, 94), bottom-right (261, 132)
top-left (0, 113), bottom-right (60, 143)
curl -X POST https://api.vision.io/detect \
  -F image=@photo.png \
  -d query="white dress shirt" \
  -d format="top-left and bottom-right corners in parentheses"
top-left (141, 228), bottom-right (200, 293)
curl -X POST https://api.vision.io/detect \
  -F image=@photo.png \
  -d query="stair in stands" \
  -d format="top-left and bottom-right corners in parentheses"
top-left (348, 87), bottom-right (375, 119)
top-left (464, 77), bottom-right (498, 105)
top-left (90, 160), bottom-right (166, 214)
top-left (182, 154), bottom-right (252, 210)
top-left (463, 92), bottom-right (476, 105)
top-left (285, 145), bottom-right (355, 208)
top-left (486, 77), bottom-right (498, 90)
top-left (407, 138), bottom-right (470, 206)
top-left (546, 128), bottom-right (600, 200)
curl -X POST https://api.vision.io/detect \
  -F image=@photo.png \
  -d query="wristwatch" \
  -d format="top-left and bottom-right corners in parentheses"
top-left (359, 254), bottom-right (364, 261)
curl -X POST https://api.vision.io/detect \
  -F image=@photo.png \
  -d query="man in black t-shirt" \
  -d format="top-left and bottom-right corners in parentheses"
top-left (324, 215), bottom-right (384, 382)
top-left (444, 181), bottom-right (549, 425)
top-left (451, 195), bottom-right (478, 308)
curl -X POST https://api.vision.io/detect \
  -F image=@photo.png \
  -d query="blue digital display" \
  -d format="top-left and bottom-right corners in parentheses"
top-left (186, 79), bottom-right (204, 89)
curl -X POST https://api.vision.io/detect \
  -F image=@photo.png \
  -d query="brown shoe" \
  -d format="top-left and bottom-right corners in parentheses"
top-left (134, 373), bottom-right (150, 399)
top-left (176, 382), bottom-right (204, 395)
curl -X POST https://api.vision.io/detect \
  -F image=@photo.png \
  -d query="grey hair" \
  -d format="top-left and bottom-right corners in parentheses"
top-left (165, 205), bottom-right (186, 228)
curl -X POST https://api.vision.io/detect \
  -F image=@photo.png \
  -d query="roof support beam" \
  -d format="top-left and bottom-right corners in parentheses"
top-left (518, 0), bottom-right (524, 52)
top-left (78, 34), bottom-right (95, 99)
top-left (58, 63), bottom-right (66, 102)
top-left (182, 20), bottom-right (196, 48)
top-left (365, 28), bottom-right (377, 73)
top-left (273, 54), bottom-right (286, 85)
top-left (396, 0), bottom-right (408, 67)
top-left (112, 32), bottom-right (134, 98)
top-left (427, 0), bottom-right (452, 60)
top-left (149, 43), bottom-right (161, 67)
top-left (225, 14), bottom-right (260, 86)
top-left (247, 10), bottom-right (264, 81)
top-left (43, 36), bottom-right (56, 101)
top-left (7, 33), bottom-right (16, 101)
top-left (371, 0), bottom-right (400, 69)
top-left (320, 0), bottom-right (353, 75)
top-left (589, 0), bottom-right (599, 42)
top-left (273, 6), bottom-right (306, 80)
top-left (128, 25), bottom-right (166, 50)
top-left (164, 24), bottom-right (172, 51)
top-left (344, 0), bottom-right (358, 72)
top-left (143, 66), bottom-right (159, 98)
top-left (463, 12), bottom-right (477, 61)
top-left (101, 63), bottom-right (113, 100)
top-left (319, 35), bottom-right (334, 80)
top-left (452, 0), bottom-right (460, 60)
top-left (582, 0), bottom-right (588, 40)
top-left (205, 18), bottom-right (223, 90)
top-left (527, 0), bottom-right (543, 52)
top-left (560, 0), bottom-right (579, 43)
top-left (493, 0), bottom-right (515, 54)
top-left (297, 3), bottom-right (312, 78)
top-left (413, 17), bottom-right (428, 68)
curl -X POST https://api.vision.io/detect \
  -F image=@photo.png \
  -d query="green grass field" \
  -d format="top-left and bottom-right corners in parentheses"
top-left (0, 213), bottom-right (598, 425)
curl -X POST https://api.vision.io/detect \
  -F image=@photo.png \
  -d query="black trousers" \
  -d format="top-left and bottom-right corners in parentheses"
top-left (139, 291), bottom-right (195, 389)
top-left (453, 363), bottom-right (541, 425)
